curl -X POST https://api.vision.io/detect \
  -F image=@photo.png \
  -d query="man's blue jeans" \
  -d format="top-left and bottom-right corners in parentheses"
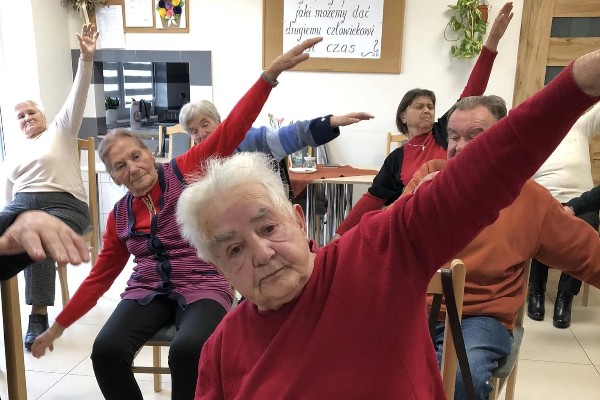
top-left (433, 316), bottom-right (513, 400)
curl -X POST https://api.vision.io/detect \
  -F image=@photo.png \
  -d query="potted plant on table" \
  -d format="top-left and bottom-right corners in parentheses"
top-left (105, 96), bottom-right (119, 125)
top-left (445, 0), bottom-right (489, 59)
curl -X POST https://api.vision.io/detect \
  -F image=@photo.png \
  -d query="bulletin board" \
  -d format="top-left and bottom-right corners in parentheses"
top-left (99, 0), bottom-right (189, 33)
top-left (263, 0), bottom-right (405, 73)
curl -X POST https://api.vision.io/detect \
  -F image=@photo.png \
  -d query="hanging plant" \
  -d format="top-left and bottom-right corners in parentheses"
top-left (445, 0), bottom-right (489, 59)
top-left (62, 0), bottom-right (107, 13)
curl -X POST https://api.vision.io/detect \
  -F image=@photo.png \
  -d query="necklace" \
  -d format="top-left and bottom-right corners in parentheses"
top-left (404, 142), bottom-right (426, 151)
top-left (141, 195), bottom-right (156, 217)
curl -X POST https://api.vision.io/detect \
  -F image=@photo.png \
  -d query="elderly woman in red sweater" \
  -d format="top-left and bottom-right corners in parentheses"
top-left (176, 45), bottom-right (600, 398)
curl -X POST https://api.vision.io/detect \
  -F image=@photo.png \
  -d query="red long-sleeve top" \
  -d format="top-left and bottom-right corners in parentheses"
top-left (196, 64), bottom-right (598, 399)
top-left (56, 77), bottom-right (272, 328)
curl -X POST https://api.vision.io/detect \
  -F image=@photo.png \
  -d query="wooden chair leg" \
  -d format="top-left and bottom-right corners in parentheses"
top-left (2, 277), bottom-right (28, 400)
top-left (153, 346), bottom-right (162, 392)
top-left (504, 363), bottom-right (520, 400)
top-left (582, 282), bottom-right (590, 306)
top-left (57, 263), bottom-right (70, 308)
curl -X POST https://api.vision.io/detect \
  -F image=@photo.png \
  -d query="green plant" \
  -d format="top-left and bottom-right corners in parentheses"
top-left (105, 96), bottom-right (120, 110)
top-left (445, 0), bottom-right (488, 59)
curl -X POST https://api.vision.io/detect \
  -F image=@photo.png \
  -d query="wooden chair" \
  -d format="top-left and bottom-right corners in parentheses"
top-left (427, 259), bottom-right (467, 400)
top-left (132, 291), bottom-right (240, 392)
top-left (159, 124), bottom-right (194, 159)
top-left (386, 132), bottom-right (408, 155)
top-left (581, 141), bottom-right (600, 306)
top-left (56, 137), bottom-right (100, 308)
top-left (488, 259), bottom-right (532, 400)
top-left (132, 323), bottom-right (175, 392)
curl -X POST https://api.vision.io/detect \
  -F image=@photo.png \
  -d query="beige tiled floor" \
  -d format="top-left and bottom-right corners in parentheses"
top-left (0, 266), bottom-right (599, 399)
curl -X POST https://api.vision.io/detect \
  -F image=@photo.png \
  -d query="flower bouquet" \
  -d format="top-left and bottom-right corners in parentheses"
top-left (156, 0), bottom-right (185, 28)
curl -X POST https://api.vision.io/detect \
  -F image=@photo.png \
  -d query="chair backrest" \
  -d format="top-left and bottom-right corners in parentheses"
top-left (427, 259), bottom-right (466, 400)
top-left (161, 124), bottom-right (193, 159)
top-left (56, 137), bottom-right (100, 309)
top-left (386, 132), bottom-right (408, 155)
top-left (77, 137), bottom-right (99, 262)
top-left (488, 259), bottom-right (531, 400)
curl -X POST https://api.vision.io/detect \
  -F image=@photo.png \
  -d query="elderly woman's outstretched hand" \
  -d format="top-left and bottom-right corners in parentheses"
top-left (76, 23), bottom-right (99, 62)
top-left (484, 2), bottom-right (514, 52)
top-left (264, 37), bottom-right (323, 84)
top-left (330, 112), bottom-right (375, 129)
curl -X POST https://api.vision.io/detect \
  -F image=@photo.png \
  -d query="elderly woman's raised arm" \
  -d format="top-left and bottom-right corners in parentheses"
top-left (175, 37), bottom-right (323, 175)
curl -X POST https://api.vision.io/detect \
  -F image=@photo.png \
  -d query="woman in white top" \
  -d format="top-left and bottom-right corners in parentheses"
top-left (0, 23), bottom-right (98, 350)
top-left (529, 102), bottom-right (600, 328)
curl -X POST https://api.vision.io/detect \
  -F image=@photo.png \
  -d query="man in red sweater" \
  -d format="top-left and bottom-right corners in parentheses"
top-left (177, 49), bottom-right (600, 399)
top-left (401, 95), bottom-right (600, 399)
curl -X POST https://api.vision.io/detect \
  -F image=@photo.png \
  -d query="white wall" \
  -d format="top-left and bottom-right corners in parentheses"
top-left (3, 0), bottom-right (524, 168)
top-left (0, 0), bottom-right (73, 151)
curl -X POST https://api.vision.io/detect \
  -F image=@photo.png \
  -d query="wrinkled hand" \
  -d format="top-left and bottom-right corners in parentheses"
top-left (485, 2), bottom-right (514, 51)
top-left (415, 171), bottom-right (440, 192)
top-left (31, 323), bottom-right (64, 358)
top-left (76, 23), bottom-right (99, 62)
top-left (573, 49), bottom-right (600, 97)
top-left (0, 211), bottom-right (90, 264)
top-left (330, 112), bottom-right (375, 129)
top-left (264, 37), bottom-right (323, 82)
top-left (563, 205), bottom-right (576, 216)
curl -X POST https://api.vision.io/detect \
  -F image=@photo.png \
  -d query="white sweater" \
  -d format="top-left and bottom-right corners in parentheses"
top-left (3, 59), bottom-right (92, 204)
top-left (533, 102), bottom-right (600, 204)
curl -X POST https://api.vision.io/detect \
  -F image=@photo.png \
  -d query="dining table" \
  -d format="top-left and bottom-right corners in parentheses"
top-left (289, 164), bottom-right (378, 247)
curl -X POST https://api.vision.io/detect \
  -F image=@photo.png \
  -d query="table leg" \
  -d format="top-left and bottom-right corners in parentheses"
top-left (305, 183), bottom-right (317, 245)
top-left (1, 277), bottom-right (27, 400)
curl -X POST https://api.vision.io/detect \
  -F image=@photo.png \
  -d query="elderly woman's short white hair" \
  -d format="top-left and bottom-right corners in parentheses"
top-left (177, 152), bottom-right (293, 263)
top-left (14, 99), bottom-right (46, 118)
top-left (179, 100), bottom-right (221, 132)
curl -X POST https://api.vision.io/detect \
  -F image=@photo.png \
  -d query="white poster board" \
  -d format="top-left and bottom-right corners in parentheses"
top-left (282, 0), bottom-right (384, 59)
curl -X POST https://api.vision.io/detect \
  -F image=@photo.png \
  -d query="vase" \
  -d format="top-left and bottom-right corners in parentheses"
top-left (477, 5), bottom-right (489, 23)
top-left (105, 109), bottom-right (118, 125)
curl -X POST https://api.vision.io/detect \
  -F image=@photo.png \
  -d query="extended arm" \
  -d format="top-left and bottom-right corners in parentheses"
top-left (459, 2), bottom-right (512, 98)
top-left (346, 56), bottom-right (600, 287)
top-left (405, 59), bottom-right (598, 279)
top-left (0, 210), bottom-right (89, 264)
top-left (566, 185), bottom-right (600, 215)
top-left (53, 23), bottom-right (98, 136)
top-left (536, 196), bottom-right (600, 288)
top-left (238, 112), bottom-right (374, 161)
top-left (176, 37), bottom-right (323, 175)
top-left (31, 211), bottom-right (130, 358)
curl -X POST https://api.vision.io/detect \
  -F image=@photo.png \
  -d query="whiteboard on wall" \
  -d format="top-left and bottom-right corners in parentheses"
top-left (263, 0), bottom-right (405, 73)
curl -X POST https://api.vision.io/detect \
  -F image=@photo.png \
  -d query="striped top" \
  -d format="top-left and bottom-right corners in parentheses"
top-left (55, 75), bottom-right (272, 328)
top-left (115, 160), bottom-right (232, 310)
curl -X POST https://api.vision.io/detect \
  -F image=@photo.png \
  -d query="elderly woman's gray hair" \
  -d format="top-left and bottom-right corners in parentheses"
top-left (179, 100), bottom-right (222, 132)
top-left (98, 128), bottom-right (150, 173)
top-left (177, 152), bottom-right (293, 263)
top-left (14, 100), bottom-right (46, 118)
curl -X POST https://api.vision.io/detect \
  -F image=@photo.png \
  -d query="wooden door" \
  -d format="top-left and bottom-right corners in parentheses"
top-left (513, 0), bottom-right (600, 182)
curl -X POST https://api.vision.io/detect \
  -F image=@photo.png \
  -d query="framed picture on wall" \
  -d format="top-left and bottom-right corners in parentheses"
top-left (99, 0), bottom-right (189, 33)
top-left (155, 0), bottom-right (188, 31)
